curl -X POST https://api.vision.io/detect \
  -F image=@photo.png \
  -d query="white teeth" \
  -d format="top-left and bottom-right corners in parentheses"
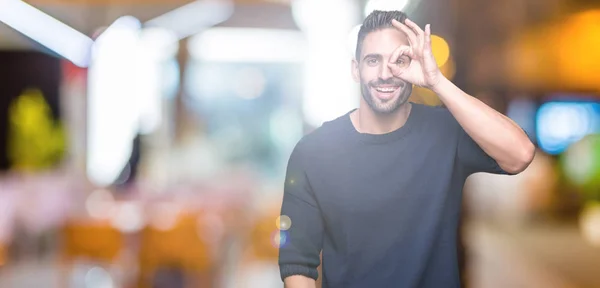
top-left (375, 87), bottom-right (398, 92)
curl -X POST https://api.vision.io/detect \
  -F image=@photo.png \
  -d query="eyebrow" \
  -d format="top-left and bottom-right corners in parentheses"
top-left (362, 53), bottom-right (382, 61)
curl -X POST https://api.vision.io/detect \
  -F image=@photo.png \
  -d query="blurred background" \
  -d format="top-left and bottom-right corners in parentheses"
top-left (0, 0), bottom-right (599, 287)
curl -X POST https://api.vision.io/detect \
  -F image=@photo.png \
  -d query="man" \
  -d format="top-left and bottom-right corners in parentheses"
top-left (278, 10), bottom-right (534, 288)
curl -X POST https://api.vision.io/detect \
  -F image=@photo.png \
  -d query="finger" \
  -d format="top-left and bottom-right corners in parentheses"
top-left (391, 19), bottom-right (418, 48)
top-left (423, 24), bottom-right (435, 61)
top-left (389, 45), bottom-right (411, 63)
top-left (388, 45), bottom-right (413, 75)
top-left (424, 24), bottom-right (432, 50)
top-left (405, 18), bottom-right (425, 38)
top-left (392, 19), bottom-right (418, 43)
top-left (387, 62), bottom-right (411, 82)
top-left (405, 19), bottom-right (425, 49)
top-left (387, 62), bottom-right (404, 76)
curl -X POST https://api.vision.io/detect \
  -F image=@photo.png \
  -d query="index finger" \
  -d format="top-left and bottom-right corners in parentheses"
top-left (389, 45), bottom-right (413, 62)
top-left (404, 18), bottom-right (425, 38)
top-left (391, 19), bottom-right (417, 47)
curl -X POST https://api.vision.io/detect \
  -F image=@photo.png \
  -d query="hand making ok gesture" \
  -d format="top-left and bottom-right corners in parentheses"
top-left (388, 18), bottom-right (443, 89)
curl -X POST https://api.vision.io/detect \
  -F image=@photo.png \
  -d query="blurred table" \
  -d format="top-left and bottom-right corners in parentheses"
top-left (466, 220), bottom-right (600, 288)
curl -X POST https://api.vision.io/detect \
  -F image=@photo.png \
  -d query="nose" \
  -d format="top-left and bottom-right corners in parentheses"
top-left (379, 62), bottom-right (394, 80)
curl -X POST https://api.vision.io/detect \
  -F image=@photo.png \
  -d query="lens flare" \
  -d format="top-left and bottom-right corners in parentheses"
top-left (276, 215), bottom-right (292, 231)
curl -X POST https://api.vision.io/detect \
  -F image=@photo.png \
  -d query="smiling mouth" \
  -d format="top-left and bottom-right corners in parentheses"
top-left (374, 86), bottom-right (400, 93)
top-left (371, 85), bottom-right (402, 101)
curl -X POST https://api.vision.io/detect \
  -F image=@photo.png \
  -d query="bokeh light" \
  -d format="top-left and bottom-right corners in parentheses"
top-left (430, 35), bottom-right (450, 67)
top-left (364, 0), bottom-right (411, 17)
top-left (110, 201), bottom-right (145, 233)
top-left (439, 56), bottom-right (455, 80)
top-left (84, 266), bottom-right (115, 288)
top-left (537, 102), bottom-right (600, 155)
top-left (233, 67), bottom-right (267, 100)
top-left (271, 230), bottom-right (288, 248)
top-left (562, 134), bottom-right (600, 200)
top-left (555, 10), bottom-right (600, 91)
top-left (85, 189), bottom-right (116, 220)
top-left (580, 202), bottom-right (600, 247)
top-left (276, 215), bottom-right (292, 231)
top-left (412, 86), bottom-right (441, 106)
top-left (149, 202), bottom-right (180, 231)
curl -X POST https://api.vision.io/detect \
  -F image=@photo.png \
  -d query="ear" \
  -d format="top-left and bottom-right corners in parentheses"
top-left (351, 59), bottom-right (360, 82)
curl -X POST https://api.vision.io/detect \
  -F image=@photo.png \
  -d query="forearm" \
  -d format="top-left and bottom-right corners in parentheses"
top-left (432, 76), bottom-right (535, 173)
top-left (284, 275), bottom-right (317, 288)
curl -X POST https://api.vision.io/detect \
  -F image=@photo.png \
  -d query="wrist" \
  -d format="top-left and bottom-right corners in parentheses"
top-left (429, 74), bottom-right (449, 94)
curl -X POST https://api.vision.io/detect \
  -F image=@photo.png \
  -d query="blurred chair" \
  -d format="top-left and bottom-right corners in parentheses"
top-left (137, 212), bottom-right (216, 288)
top-left (60, 220), bottom-right (125, 287)
top-left (235, 208), bottom-right (284, 288)
top-left (248, 213), bottom-right (279, 263)
top-left (0, 242), bottom-right (5, 268)
top-left (62, 220), bottom-right (124, 263)
top-left (242, 205), bottom-right (323, 288)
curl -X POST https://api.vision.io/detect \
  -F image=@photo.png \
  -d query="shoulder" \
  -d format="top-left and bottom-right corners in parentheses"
top-left (291, 112), bottom-right (351, 158)
top-left (414, 103), bottom-right (452, 119)
top-left (413, 103), bottom-right (459, 130)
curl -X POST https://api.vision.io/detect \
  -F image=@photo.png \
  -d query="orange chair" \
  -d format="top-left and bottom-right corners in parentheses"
top-left (248, 213), bottom-right (280, 262)
top-left (60, 220), bottom-right (126, 288)
top-left (61, 221), bottom-right (124, 263)
top-left (137, 212), bottom-right (217, 288)
top-left (0, 242), bottom-right (6, 267)
top-left (232, 209), bottom-right (284, 288)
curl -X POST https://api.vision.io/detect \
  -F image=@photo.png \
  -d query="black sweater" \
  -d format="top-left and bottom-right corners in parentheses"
top-left (279, 103), bottom-right (509, 288)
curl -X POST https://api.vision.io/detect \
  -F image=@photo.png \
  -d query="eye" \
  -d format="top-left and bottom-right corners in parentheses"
top-left (366, 58), bottom-right (378, 66)
top-left (395, 56), bottom-right (410, 67)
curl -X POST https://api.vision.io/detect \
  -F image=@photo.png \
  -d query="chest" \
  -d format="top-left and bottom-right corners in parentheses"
top-left (307, 135), bottom-right (459, 220)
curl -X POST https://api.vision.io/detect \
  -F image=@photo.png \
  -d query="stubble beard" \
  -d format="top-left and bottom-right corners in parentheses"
top-left (360, 79), bottom-right (412, 114)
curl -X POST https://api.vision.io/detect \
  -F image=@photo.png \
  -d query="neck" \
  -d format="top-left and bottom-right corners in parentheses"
top-left (352, 102), bottom-right (412, 134)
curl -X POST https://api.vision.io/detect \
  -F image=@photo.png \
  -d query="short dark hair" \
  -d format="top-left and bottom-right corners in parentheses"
top-left (355, 10), bottom-right (408, 61)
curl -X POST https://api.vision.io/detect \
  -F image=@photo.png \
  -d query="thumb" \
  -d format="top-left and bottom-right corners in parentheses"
top-left (388, 45), bottom-right (412, 75)
top-left (387, 62), bottom-right (403, 77)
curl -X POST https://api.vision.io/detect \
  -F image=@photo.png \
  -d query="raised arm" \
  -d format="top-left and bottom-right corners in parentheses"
top-left (389, 18), bottom-right (535, 174)
top-left (432, 77), bottom-right (534, 174)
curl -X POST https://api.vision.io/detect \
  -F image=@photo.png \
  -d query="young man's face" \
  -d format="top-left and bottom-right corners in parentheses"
top-left (352, 28), bottom-right (412, 114)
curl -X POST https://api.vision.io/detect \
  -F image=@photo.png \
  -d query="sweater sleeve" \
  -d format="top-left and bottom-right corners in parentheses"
top-left (279, 142), bottom-right (324, 281)
top-left (456, 124), bottom-right (510, 175)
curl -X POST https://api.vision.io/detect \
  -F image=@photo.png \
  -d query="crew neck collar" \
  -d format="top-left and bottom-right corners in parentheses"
top-left (343, 103), bottom-right (421, 144)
